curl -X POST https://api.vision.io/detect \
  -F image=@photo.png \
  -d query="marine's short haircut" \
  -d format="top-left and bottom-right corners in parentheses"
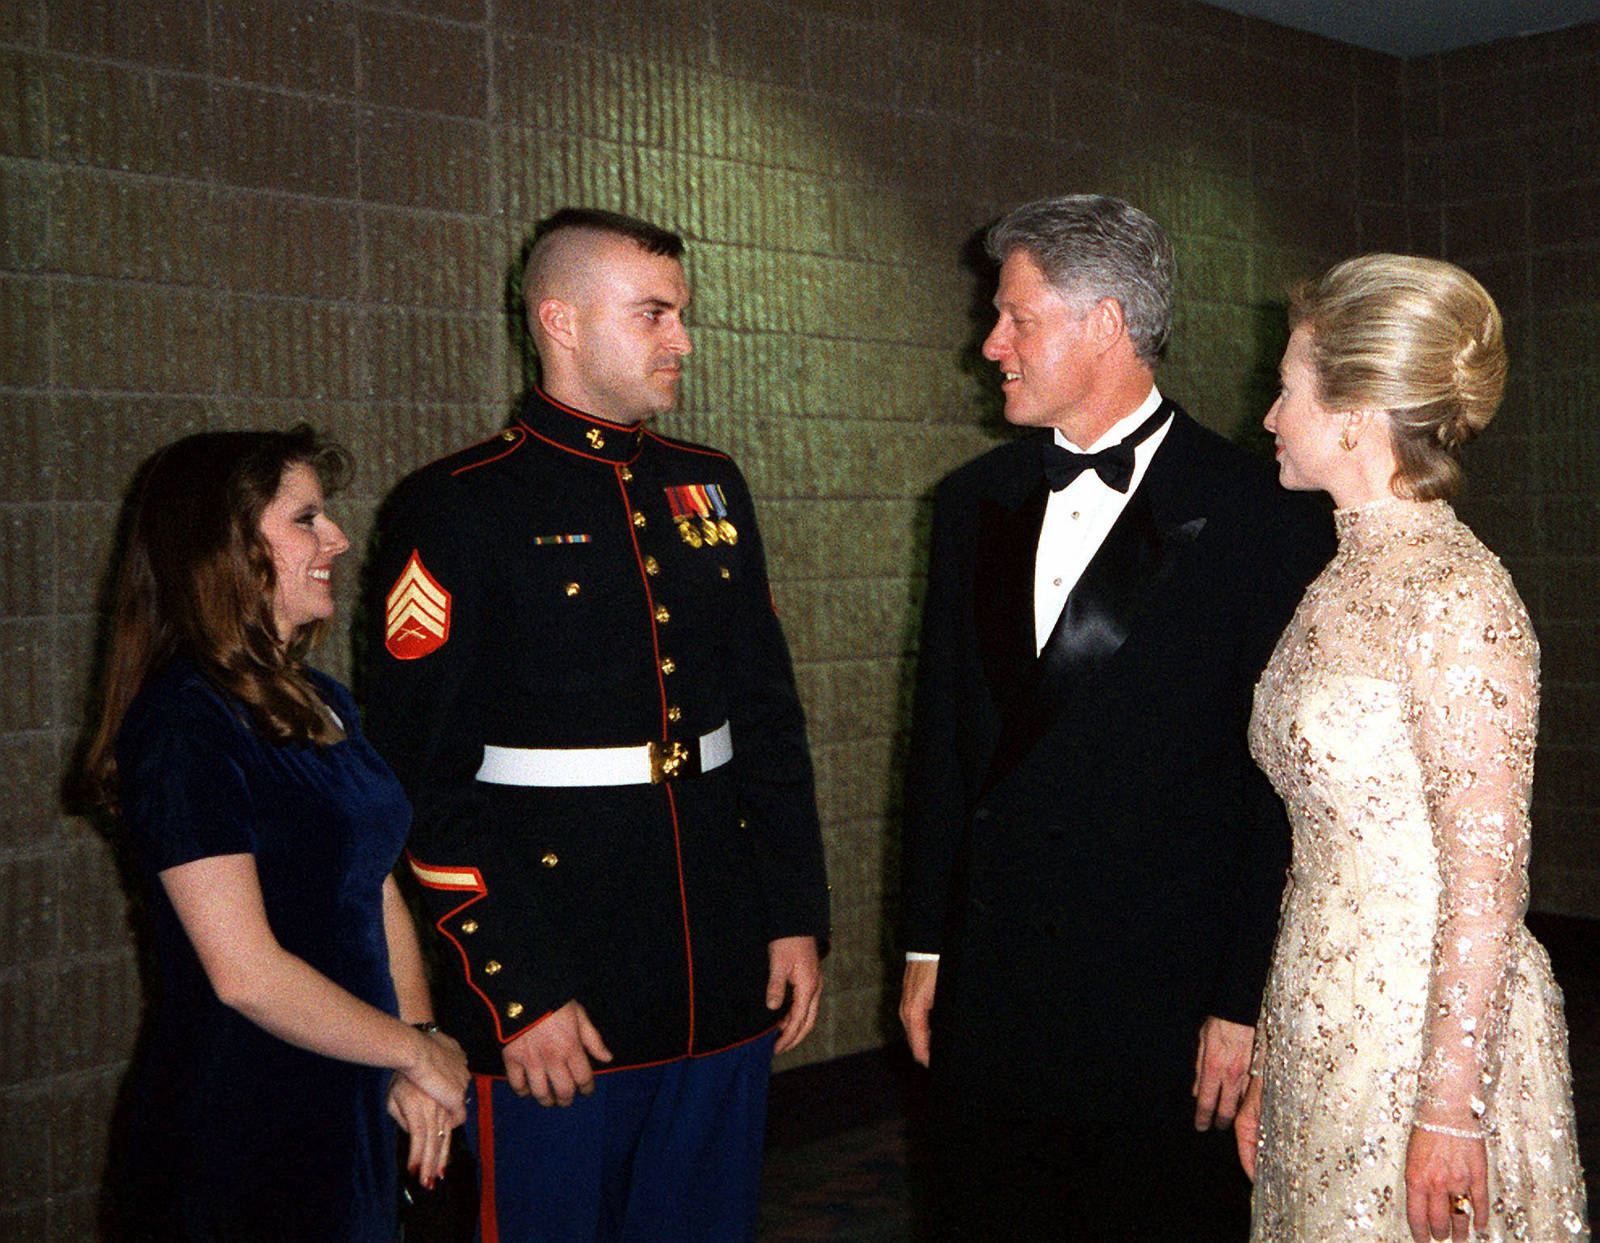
top-left (531, 207), bottom-right (685, 259)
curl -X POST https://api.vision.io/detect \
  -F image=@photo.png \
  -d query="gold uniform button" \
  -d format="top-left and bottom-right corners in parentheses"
top-left (484, 960), bottom-right (502, 975)
top-left (565, 581), bottom-right (580, 597)
top-left (460, 920), bottom-right (478, 934)
top-left (501, 430), bottom-right (516, 441)
top-left (739, 818), bottom-right (748, 829)
top-left (619, 466), bottom-right (633, 483)
top-left (507, 1001), bottom-right (524, 1019)
top-left (632, 510), bottom-right (647, 528)
top-left (719, 567), bottom-right (731, 579)
top-left (643, 556), bottom-right (660, 576)
top-left (660, 657), bottom-right (675, 675)
top-left (654, 605), bottom-right (670, 623)
top-left (667, 706), bottom-right (682, 722)
top-left (541, 852), bottom-right (559, 867)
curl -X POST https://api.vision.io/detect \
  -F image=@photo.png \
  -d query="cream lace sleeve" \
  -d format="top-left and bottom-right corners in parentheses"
top-left (1402, 562), bottom-right (1539, 1137)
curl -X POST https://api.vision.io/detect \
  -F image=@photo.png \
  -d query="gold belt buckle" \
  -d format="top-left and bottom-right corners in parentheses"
top-left (648, 739), bottom-right (690, 783)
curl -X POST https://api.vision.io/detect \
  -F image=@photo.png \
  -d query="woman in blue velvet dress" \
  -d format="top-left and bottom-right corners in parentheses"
top-left (83, 428), bottom-right (470, 1242)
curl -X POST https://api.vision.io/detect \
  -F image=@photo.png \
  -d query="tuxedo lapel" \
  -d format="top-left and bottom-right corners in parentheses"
top-left (974, 478), bottom-right (1047, 713)
top-left (985, 415), bottom-right (1207, 789)
top-left (1037, 488), bottom-right (1203, 684)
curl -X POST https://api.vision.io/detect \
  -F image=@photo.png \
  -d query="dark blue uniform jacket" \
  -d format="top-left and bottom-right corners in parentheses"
top-left (365, 389), bottom-right (829, 1075)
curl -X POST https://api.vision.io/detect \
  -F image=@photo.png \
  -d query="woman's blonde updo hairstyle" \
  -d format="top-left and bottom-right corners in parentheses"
top-left (1289, 254), bottom-right (1507, 501)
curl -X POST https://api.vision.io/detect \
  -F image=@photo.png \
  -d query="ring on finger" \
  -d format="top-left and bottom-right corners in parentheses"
top-left (1450, 1193), bottom-right (1471, 1216)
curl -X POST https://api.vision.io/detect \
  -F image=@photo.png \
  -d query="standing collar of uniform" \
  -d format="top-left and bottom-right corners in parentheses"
top-left (517, 388), bottom-right (648, 465)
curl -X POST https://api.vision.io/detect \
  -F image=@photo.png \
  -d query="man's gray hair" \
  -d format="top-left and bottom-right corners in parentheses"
top-left (986, 195), bottom-right (1175, 364)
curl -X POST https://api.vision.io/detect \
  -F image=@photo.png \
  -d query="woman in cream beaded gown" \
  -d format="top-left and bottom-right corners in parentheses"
top-left (1236, 255), bottom-right (1587, 1243)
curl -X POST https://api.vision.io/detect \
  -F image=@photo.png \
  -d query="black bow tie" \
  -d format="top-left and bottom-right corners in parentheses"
top-left (1040, 408), bottom-right (1170, 493)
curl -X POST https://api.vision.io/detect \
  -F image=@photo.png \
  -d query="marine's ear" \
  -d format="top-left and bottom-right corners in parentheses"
top-left (535, 298), bottom-right (578, 351)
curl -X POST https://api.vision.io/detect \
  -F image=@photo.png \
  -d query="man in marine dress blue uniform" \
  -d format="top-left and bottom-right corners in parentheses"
top-left (365, 207), bottom-right (829, 1242)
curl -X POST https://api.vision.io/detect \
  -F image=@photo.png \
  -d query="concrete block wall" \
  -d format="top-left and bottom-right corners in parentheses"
top-left (0, 0), bottom-right (1594, 1233)
top-left (1404, 24), bottom-right (1600, 914)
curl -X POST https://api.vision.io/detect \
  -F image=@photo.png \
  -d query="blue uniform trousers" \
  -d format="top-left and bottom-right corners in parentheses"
top-left (466, 1031), bottom-right (776, 1242)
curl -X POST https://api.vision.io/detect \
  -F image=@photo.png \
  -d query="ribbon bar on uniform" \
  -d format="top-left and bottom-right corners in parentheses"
top-left (476, 722), bottom-right (733, 787)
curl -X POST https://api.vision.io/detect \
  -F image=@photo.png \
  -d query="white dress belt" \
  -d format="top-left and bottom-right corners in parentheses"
top-left (475, 721), bottom-right (733, 787)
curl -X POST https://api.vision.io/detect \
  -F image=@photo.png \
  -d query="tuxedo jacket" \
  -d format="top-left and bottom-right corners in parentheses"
top-left (902, 403), bottom-right (1334, 1124)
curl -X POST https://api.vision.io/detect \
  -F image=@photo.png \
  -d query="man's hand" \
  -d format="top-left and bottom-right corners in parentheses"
top-left (899, 958), bottom-right (939, 1067)
top-left (1192, 1015), bottom-right (1254, 1130)
top-left (767, 935), bottom-right (822, 1055)
top-left (501, 1000), bottom-right (612, 1106)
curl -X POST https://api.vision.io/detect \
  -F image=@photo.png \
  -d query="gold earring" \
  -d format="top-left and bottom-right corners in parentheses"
top-left (1339, 428), bottom-right (1357, 451)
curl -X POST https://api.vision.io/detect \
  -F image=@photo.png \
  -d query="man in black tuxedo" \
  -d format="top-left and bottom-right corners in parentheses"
top-left (898, 195), bottom-right (1332, 1239)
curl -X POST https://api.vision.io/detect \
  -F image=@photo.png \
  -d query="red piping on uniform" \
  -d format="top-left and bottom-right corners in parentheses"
top-left (641, 426), bottom-right (732, 460)
top-left (405, 852), bottom-right (541, 1045)
top-left (476, 1074), bottom-right (499, 1243)
top-left (539, 388), bottom-right (632, 427)
top-left (614, 465), bottom-right (670, 738)
top-left (448, 428), bottom-right (526, 475)
top-left (665, 780), bottom-right (696, 1052)
top-left (466, 1023), bottom-right (783, 1081)
top-left (611, 462), bottom-right (693, 1047)
top-left (520, 422), bottom-right (641, 467)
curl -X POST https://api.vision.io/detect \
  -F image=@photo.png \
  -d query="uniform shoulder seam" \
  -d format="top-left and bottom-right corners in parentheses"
top-left (446, 426), bottom-right (529, 476)
top-left (641, 427), bottom-right (732, 461)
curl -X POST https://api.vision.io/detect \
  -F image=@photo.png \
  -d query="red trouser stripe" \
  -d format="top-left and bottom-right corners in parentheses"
top-left (476, 1073), bottom-right (499, 1243)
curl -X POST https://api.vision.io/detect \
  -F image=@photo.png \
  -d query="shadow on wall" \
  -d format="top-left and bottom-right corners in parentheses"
top-left (956, 223), bottom-right (1008, 436)
top-left (505, 235), bottom-right (543, 400)
top-left (1235, 300), bottom-right (1291, 460)
top-left (873, 219), bottom-right (1014, 1044)
top-left (57, 446), bottom-right (185, 1242)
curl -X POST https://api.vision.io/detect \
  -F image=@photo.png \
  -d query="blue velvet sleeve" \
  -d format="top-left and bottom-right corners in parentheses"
top-left (119, 671), bottom-right (259, 872)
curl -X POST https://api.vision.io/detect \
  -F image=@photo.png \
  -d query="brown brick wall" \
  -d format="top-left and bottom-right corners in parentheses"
top-left (1, 0), bottom-right (1595, 1233)
top-left (1407, 24), bottom-right (1600, 915)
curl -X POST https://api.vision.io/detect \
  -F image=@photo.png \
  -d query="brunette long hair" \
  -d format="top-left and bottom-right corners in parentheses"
top-left (81, 426), bottom-right (351, 810)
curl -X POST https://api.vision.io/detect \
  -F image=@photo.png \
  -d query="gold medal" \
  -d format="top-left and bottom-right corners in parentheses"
top-left (678, 520), bottom-right (703, 548)
top-left (701, 518), bottom-right (720, 545)
top-left (718, 519), bottom-right (738, 544)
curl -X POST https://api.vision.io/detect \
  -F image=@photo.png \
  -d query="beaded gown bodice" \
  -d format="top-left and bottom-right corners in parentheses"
top-left (1247, 499), bottom-right (1586, 1241)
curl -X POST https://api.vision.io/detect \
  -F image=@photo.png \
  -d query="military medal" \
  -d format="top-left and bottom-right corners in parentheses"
top-left (704, 484), bottom-right (738, 545)
top-left (664, 483), bottom-right (738, 550)
top-left (665, 484), bottom-right (724, 549)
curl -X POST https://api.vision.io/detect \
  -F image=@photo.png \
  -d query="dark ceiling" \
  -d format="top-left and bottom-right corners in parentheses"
top-left (1201, 0), bottom-right (1600, 57)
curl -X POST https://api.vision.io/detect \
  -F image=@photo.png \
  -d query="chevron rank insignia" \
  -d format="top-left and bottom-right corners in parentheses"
top-left (385, 550), bottom-right (451, 660)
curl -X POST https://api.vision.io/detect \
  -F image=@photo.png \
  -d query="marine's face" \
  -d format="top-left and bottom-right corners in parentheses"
top-left (1265, 326), bottom-right (1345, 493)
top-left (562, 240), bottom-right (692, 426)
top-left (981, 250), bottom-right (1099, 442)
top-left (259, 462), bottom-right (350, 640)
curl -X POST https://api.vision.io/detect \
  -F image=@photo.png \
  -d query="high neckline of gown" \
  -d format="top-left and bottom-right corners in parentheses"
top-left (1333, 496), bottom-right (1452, 547)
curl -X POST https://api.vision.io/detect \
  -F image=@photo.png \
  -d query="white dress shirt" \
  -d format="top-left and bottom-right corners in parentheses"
top-left (1033, 388), bottom-right (1169, 652)
top-left (905, 388), bottom-right (1170, 965)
